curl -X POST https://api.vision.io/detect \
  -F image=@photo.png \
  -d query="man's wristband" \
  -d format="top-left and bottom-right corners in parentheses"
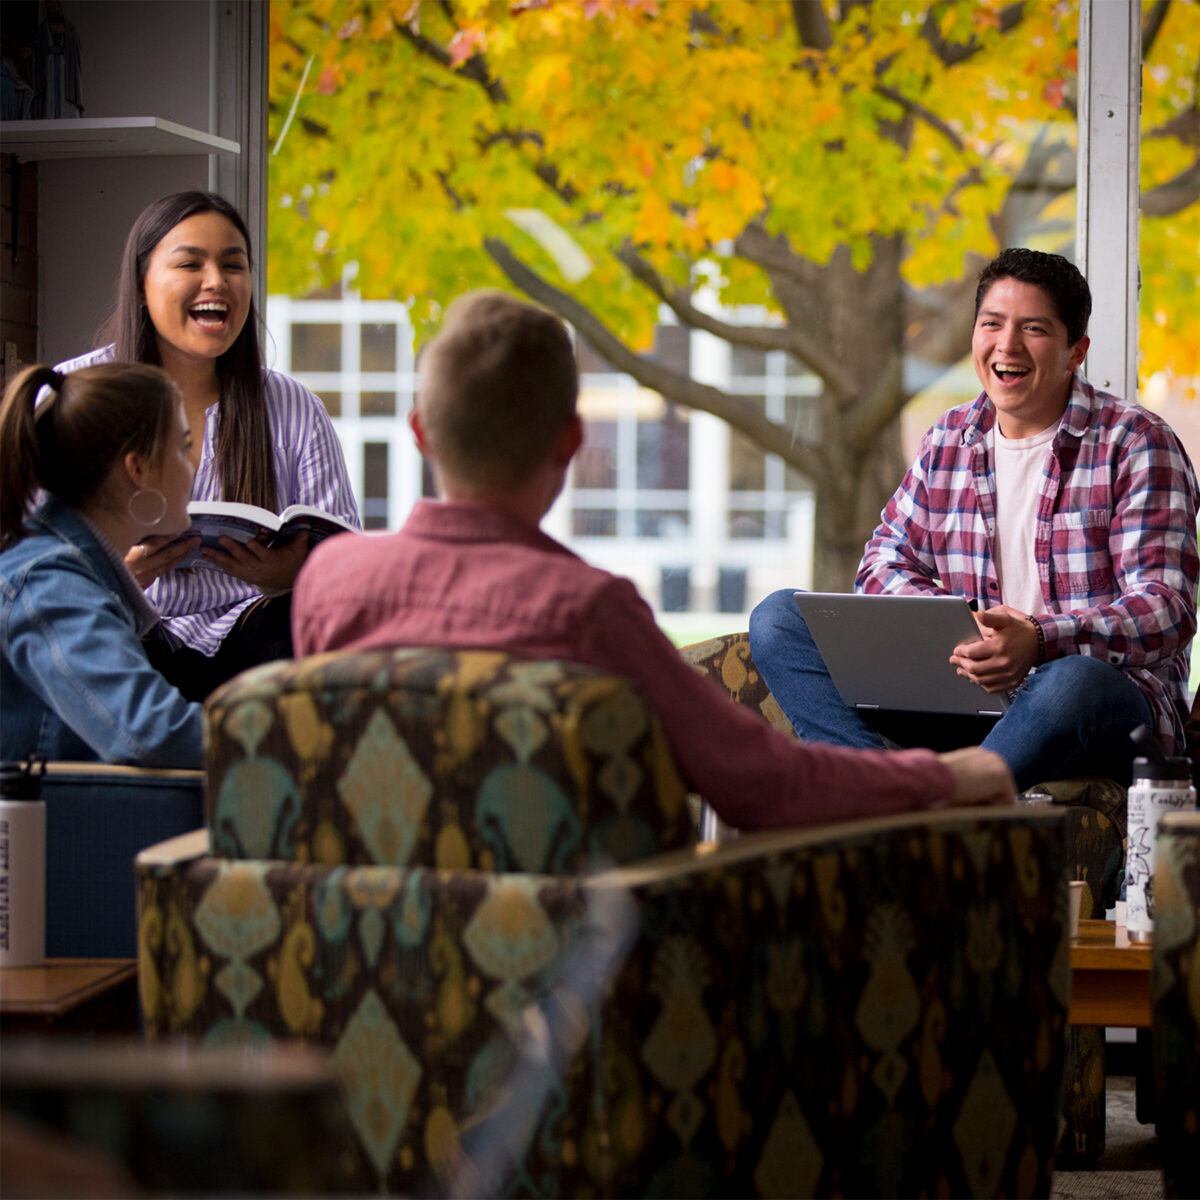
top-left (1026, 613), bottom-right (1046, 665)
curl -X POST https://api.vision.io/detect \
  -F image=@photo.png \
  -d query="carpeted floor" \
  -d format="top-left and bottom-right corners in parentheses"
top-left (1051, 1077), bottom-right (1162, 1200)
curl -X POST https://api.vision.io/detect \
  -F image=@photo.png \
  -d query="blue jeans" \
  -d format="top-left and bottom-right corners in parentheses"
top-left (748, 588), bottom-right (1156, 791)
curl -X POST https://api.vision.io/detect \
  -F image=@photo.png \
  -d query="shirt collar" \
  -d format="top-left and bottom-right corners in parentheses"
top-left (402, 499), bottom-right (582, 560)
top-left (1057, 372), bottom-right (1100, 439)
top-left (963, 371), bottom-right (1094, 445)
top-left (33, 498), bottom-right (163, 637)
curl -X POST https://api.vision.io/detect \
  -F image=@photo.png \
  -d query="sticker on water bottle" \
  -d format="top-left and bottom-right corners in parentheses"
top-left (1126, 780), bottom-right (1196, 942)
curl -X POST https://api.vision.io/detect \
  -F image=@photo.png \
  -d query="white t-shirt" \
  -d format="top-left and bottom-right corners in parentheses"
top-left (991, 421), bottom-right (1058, 616)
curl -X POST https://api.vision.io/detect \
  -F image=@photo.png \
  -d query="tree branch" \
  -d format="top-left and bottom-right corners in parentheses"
top-left (484, 237), bottom-right (825, 476)
top-left (874, 84), bottom-right (965, 153)
top-left (1141, 159), bottom-right (1200, 217)
top-left (1145, 106), bottom-right (1200, 148)
top-left (732, 222), bottom-right (821, 290)
top-left (921, 3), bottom-right (1025, 67)
top-left (616, 247), bottom-right (799, 353)
top-left (615, 245), bottom-right (858, 399)
top-left (479, 128), bottom-right (579, 203)
top-left (1142, 0), bottom-right (1171, 59)
top-left (790, 0), bottom-right (833, 51)
top-left (398, 16), bottom-right (508, 104)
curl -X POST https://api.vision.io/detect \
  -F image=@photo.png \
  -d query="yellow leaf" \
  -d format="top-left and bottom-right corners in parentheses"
top-left (369, 10), bottom-right (395, 39)
top-left (634, 191), bottom-right (673, 245)
top-left (524, 53), bottom-right (573, 102)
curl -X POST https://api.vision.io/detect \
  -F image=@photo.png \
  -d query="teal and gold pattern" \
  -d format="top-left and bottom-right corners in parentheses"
top-left (680, 633), bottom-right (1127, 916)
top-left (1152, 810), bottom-right (1200, 1200)
top-left (138, 809), bottom-right (1070, 1196)
top-left (205, 649), bottom-right (691, 873)
top-left (680, 630), bottom-right (1137, 1165)
top-left (679, 632), bottom-right (795, 737)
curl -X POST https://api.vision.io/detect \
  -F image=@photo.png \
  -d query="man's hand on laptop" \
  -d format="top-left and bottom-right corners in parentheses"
top-left (938, 747), bottom-right (1016, 807)
top-left (949, 604), bottom-right (1039, 692)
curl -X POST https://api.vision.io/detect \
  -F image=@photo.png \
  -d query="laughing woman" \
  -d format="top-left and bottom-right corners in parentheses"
top-left (59, 191), bottom-right (360, 701)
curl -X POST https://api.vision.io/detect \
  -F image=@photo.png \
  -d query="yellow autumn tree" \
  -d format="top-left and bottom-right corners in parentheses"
top-left (269, 0), bottom-right (1199, 587)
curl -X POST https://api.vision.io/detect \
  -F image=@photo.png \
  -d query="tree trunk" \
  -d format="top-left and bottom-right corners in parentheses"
top-left (792, 236), bottom-right (909, 591)
top-left (812, 419), bottom-right (905, 590)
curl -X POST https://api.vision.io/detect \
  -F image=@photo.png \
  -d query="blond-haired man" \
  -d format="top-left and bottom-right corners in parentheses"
top-left (294, 291), bottom-right (1013, 828)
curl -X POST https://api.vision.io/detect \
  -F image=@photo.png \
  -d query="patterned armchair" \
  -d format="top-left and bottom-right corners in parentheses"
top-left (136, 645), bottom-right (1072, 1196)
top-left (679, 633), bottom-right (1128, 911)
top-left (201, 647), bottom-right (694, 874)
top-left (680, 631), bottom-right (1142, 1163)
top-left (1152, 810), bottom-right (1200, 1200)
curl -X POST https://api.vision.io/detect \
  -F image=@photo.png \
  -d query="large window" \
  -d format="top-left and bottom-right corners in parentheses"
top-left (267, 1), bottom-right (1193, 621)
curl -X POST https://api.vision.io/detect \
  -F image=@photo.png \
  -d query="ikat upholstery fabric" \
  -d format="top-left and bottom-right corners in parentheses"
top-left (137, 645), bottom-right (1069, 1193)
top-left (680, 633), bottom-right (1126, 916)
top-left (679, 631), bottom-right (1126, 1164)
top-left (138, 810), bottom-right (1071, 1197)
top-left (1152, 810), bottom-right (1200, 1200)
top-left (203, 648), bottom-right (692, 874)
top-left (679, 632), bottom-right (796, 737)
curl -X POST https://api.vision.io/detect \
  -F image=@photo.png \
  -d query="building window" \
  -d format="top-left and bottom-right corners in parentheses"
top-left (729, 422), bottom-right (767, 491)
top-left (291, 324), bottom-right (341, 372)
top-left (572, 509), bottom-right (617, 537)
top-left (575, 419), bottom-right (618, 489)
top-left (718, 567), bottom-right (747, 613)
top-left (360, 322), bottom-right (397, 372)
top-left (362, 442), bottom-right (389, 530)
top-left (636, 403), bottom-right (689, 490)
top-left (361, 391), bottom-right (396, 417)
top-left (636, 510), bottom-right (689, 538)
top-left (660, 565), bottom-right (690, 612)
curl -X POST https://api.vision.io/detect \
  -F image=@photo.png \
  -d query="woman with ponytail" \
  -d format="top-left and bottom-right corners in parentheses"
top-left (59, 190), bottom-right (359, 700)
top-left (0, 362), bottom-right (202, 766)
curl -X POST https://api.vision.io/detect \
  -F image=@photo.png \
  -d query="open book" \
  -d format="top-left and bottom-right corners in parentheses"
top-left (170, 501), bottom-right (357, 569)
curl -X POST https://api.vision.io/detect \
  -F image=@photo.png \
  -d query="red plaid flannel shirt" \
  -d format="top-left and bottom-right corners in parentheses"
top-left (857, 374), bottom-right (1200, 751)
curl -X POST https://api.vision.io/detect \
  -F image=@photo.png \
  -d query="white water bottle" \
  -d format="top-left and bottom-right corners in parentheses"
top-left (1126, 739), bottom-right (1196, 943)
top-left (0, 760), bottom-right (46, 967)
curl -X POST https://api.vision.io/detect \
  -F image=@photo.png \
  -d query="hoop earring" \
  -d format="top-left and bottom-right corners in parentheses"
top-left (128, 487), bottom-right (167, 527)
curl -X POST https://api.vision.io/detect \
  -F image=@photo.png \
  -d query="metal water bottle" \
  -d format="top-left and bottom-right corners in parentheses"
top-left (0, 759), bottom-right (47, 967)
top-left (1125, 730), bottom-right (1196, 943)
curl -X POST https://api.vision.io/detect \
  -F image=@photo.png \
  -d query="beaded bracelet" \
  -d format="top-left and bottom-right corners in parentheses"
top-left (1026, 613), bottom-right (1046, 665)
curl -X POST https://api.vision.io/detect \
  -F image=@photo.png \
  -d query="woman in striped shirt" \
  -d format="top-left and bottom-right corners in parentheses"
top-left (58, 191), bottom-right (360, 701)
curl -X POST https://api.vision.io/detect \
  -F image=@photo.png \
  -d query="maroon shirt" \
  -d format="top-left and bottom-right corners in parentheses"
top-left (293, 501), bottom-right (953, 830)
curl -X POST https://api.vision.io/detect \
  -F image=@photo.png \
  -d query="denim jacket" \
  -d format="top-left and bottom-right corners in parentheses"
top-left (0, 498), bottom-right (202, 767)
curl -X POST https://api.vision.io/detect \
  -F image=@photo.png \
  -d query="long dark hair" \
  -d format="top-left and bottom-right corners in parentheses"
top-left (0, 363), bottom-right (179, 548)
top-left (102, 190), bottom-right (278, 511)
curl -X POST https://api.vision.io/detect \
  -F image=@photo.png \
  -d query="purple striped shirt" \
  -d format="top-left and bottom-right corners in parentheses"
top-left (58, 346), bottom-right (361, 656)
top-left (857, 373), bottom-right (1200, 752)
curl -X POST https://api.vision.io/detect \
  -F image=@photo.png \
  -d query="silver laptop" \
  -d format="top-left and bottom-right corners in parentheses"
top-left (792, 592), bottom-right (1010, 718)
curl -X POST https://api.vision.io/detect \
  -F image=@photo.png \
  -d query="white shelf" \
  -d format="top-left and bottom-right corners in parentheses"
top-left (0, 117), bottom-right (239, 161)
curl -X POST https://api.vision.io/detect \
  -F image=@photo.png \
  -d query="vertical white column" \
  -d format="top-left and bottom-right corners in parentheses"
top-left (690, 330), bottom-right (732, 609)
top-left (1076, 0), bottom-right (1141, 400)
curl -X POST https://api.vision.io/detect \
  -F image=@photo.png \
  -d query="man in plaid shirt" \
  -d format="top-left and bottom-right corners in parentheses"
top-left (750, 248), bottom-right (1199, 791)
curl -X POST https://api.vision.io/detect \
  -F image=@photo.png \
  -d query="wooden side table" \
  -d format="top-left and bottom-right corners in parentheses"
top-left (1068, 918), bottom-right (1152, 1028)
top-left (0, 959), bottom-right (138, 1035)
top-left (1062, 918), bottom-right (1156, 1167)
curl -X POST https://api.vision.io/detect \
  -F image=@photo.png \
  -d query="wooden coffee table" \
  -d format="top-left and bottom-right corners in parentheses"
top-left (0, 959), bottom-right (139, 1035)
top-left (1068, 918), bottom-right (1151, 1028)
